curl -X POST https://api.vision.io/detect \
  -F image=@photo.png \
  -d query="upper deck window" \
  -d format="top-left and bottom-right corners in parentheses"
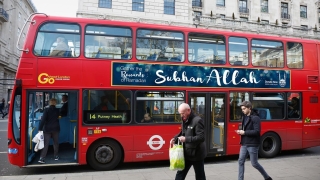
top-left (136, 29), bottom-right (184, 62)
top-left (251, 39), bottom-right (284, 68)
top-left (34, 23), bottom-right (81, 57)
top-left (287, 42), bottom-right (303, 68)
top-left (229, 37), bottom-right (248, 66)
top-left (188, 33), bottom-right (226, 64)
top-left (85, 25), bottom-right (132, 60)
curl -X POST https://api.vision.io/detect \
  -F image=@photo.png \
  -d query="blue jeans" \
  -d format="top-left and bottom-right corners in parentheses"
top-left (175, 159), bottom-right (206, 180)
top-left (238, 146), bottom-right (270, 180)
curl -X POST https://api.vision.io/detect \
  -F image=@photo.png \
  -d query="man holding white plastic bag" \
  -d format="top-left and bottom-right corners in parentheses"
top-left (170, 103), bottom-right (207, 180)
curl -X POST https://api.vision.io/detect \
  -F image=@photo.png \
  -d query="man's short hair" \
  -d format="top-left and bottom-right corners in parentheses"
top-left (240, 101), bottom-right (252, 109)
top-left (62, 95), bottom-right (68, 99)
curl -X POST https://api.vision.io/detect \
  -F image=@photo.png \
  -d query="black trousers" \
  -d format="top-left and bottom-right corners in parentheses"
top-left (175, 159), bottom-right (206, 180)
top-left (40, 132), bottom-right (59, 158)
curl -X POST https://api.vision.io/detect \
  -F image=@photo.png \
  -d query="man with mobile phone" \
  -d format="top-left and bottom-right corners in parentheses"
top-left (236, 101), bottom-right (272, 180)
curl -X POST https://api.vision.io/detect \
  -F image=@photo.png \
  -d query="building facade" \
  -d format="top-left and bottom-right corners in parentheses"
top-left (77, 0), bottom-right (320, 39)
top-left (0, 0), bottom-right (36, 102)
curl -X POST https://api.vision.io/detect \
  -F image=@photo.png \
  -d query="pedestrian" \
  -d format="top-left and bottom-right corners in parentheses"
top-left (38, 98), bottom-right (60, 163)
top-left (0, 98), bottom-right (8, 119)
top-left (170, 103), bottom-right (206, 180)
top-left (236, 101), bottom-right (272, 180)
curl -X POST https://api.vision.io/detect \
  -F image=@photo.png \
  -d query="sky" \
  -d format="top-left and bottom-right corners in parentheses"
top-left (31, 0), bottom-right (78, 17)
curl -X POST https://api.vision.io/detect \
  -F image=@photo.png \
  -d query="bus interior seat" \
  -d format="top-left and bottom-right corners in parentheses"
top-left (234, 61), bottom-right (243, 65)
top-left (255, 108), bottom-right (272, 120)
top-left (147, 53), bottom-right (158, 60)
top-left (121, 51), bottom-right (130, 59)
top-left (170, 54), bottom-right (182, 62)
top-left (213, 60), bottom-right (225, 64)
top-left (64, 50), bottom-right (72, 57)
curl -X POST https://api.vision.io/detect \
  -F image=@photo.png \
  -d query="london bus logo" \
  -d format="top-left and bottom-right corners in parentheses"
top-left (112, 62), bottom-right (291, 89)
top-left (38, 73), bottom-right (71, 84)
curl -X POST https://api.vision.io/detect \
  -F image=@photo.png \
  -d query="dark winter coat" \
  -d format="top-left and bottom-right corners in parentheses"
top-left (240, 110), bottom-right (261, 147)
top-left (174, 111), bottom-right (207, 161)
top-left (39, 105), bottom-right (60, 133)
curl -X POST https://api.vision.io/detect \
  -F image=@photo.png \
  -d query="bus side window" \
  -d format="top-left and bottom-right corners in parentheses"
top-left (33, 22), bottom-right (80, 57)
top-left (287, 93), bottom-right (301, 119)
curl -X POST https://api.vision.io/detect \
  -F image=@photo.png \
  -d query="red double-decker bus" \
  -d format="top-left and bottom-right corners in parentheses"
top-left (8, 13), bottom-right (320, 170)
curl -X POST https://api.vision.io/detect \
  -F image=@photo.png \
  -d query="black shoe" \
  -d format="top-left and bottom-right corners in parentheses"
top-left (265, 177), bottom-right (272, 180)
top-left (38, 158), bottom-right (45, 164)
top-left (54, 156), bottom-right (59, 160)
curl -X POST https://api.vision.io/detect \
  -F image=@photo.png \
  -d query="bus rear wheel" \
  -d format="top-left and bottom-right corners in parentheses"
top-left (87, 139), bottom-right (122, 171)
top-left (259, 132), bottom-right (281, 158)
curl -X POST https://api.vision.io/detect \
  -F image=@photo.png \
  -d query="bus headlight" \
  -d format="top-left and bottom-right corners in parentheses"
top-left (8, 148), bottom-right (18, 154)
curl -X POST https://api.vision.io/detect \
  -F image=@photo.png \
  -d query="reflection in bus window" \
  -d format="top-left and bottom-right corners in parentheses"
top-left (136, 91), bottom-right (184, 123)
top-left (287, 93), bottom-right (301, 119)
top-left (251, 39), bottom-right (284, 67)
top-left (82, 90), bottom-right (131, 124)
top-left (252, 93), bottom-right (284, 120)
top-left (188, 33), bottom-right (226, 64)
top-left (229, 37), bottom-right (248, 66)
top-left (34, 23), bottom-right (81, 57)
top-left (136, 29), bottom-right (184, 62)
top-left (287, 42), bottom-right (303, 68)
top-left (229, 92), bottom-right (249, 121)
top-left (85, 25), bottom-right (132, 59)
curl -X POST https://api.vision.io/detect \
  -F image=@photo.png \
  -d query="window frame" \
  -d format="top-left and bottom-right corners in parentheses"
top-left (136, 28), bottom-right (185, 62)
top-left (251, 39), bottom-right (284, 68)
top-left (33, 22), bottom-right (81, 58)
top-left (261, 0), bottom-right (268, 13)
top-left (84, 24), bottom-right (133, 60)
top-left (188, 32), bottom-right (226, 64)
top-left (300, 5), bottom-right (307, 18)
top-left (228, 36), bottom-right (249, 66)
top-left (216, 0), bottom-right (225, 6)
top-left (135, 90), bottom-right (185, 124)
top-left (164, 0), bottom-right (175, 15)
top-left (132, 0), bottom-right (144, 12)
top-left (286, 42), bottom-right (303, 69)
top-left (98, 0), bottom-right (112, 9)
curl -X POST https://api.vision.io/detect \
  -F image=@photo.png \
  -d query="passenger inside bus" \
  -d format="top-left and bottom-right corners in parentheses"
top-left (288, 97), bottom-right (300, 118)
top-left (59, 95), bottom-right (68, 117)
top-left (141, 113), bottom-right (153, 123)
top-left (94, 96), bottom-right (109, 110)
top-left (49, 37), bottom-right (71, 57)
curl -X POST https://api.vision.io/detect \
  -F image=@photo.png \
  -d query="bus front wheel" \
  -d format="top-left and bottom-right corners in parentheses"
top-left (259, 132), bottom-right (281, 158)
top-left (87, 139), bottom-right (123, 171)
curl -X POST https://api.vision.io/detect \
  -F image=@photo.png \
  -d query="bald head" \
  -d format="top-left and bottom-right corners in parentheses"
top-left (178, 103), bottom-right (191, 121)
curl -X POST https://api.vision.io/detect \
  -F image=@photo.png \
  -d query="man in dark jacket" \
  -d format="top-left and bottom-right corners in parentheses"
top-left (38, 98), bottom-right (60, 163)
top-left (170, 103), bottom-right (206, 180)
top-left (59, 95), bottom-right (68, 117)
top-left (237, 101), bottom-right (272, 180)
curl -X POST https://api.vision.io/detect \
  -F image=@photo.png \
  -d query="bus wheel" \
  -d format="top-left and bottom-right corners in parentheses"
top-left (87, 139), bottom-right (122, 171)
top-left (259, 132), bottom-right (281, 158)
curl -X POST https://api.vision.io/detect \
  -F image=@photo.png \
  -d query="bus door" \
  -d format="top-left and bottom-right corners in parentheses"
top-left (188, 92), bottom-right (226, 155)
top-left (26, 90), bottom-right (78, 166)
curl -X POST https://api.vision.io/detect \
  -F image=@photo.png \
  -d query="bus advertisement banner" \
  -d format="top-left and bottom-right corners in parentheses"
top-left (112, 62), bottom-right (290, 89)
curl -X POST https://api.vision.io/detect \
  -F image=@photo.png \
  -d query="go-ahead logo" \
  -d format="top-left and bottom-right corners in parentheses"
top-left (38, 73), bottom-right (70, 84)
top-left (147, 135), bottom-right (165, 150)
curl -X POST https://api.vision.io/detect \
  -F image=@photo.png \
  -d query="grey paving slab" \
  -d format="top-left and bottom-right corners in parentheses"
top-left (2, 154), bottom-right (320, 180)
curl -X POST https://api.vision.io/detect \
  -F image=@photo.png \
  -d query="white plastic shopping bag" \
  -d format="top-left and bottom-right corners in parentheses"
top-left (169, 141), bottom-right (185, 170)
top-left (32, 131), bottom-right (44, 152)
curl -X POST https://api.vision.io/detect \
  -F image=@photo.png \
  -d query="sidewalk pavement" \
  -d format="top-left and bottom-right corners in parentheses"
top-left (1, 154), bottom-right (319, 180)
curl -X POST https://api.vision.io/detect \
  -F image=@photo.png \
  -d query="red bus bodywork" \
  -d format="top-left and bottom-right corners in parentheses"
top-left (7, 14), bottom-right (320, 170)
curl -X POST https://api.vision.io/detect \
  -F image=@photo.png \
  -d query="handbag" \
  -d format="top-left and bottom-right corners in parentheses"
top-left (169, 140), bottom-right (185, 170)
